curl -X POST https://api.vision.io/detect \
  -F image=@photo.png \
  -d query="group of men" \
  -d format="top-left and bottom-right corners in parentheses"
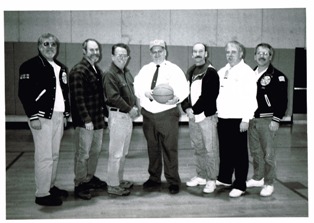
top-left (18, 33), bottom-right (288, 206)
top-left (183, 41), bottom-right (287, 198)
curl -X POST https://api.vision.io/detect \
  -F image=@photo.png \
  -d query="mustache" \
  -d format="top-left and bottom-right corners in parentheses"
top-left (195, 56), bottom-right (202, 59)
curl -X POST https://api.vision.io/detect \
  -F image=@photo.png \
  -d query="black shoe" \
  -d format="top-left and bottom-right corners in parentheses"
top-left (87, 175), bottom-right (107, 190)
top-left (143, 179), bottom-right (161, 189)
top-left (168, 184), bottom-right (180, 194)
top-left (75, 182), bottom-right (92, 200)
top-left (35, 195), bottom-right (62, 206)
top-left (50, 186), bottom-right (69, 198)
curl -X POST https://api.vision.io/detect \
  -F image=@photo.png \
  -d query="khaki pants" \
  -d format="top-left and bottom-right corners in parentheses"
top-left (29, 112), bottom-right (64, 197)
top-left (107, 110), bottom-right (133, 187)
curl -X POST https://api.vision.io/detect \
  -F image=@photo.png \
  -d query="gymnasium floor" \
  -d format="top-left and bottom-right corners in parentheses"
top-left (5, 116), bottom-right (308, 220)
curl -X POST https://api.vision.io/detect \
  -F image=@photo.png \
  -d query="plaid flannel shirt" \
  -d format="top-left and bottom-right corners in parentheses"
top-left (69, 58), bottom-right (107, 129)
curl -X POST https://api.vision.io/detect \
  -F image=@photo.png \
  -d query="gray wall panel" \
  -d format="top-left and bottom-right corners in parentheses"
top-left (71, 11), bottom-right (121, 44)
top-left (19, 11), bottom-right (72, 42)
top-left (217, 9), bottom-right (262, 47)
top-left (170, 10), bottom-right (218, 46)
top-left (122, 10), bottom-right (171, 45)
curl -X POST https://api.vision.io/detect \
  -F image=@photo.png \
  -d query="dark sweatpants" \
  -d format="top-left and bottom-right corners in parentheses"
top-left (217, 118), bottom-right (249, 191)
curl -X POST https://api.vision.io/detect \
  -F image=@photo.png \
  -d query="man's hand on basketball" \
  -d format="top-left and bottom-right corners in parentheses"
top-left (145, 90), bottom-right (154, 100)
top-left (166, 95), bottom-right (179, 105)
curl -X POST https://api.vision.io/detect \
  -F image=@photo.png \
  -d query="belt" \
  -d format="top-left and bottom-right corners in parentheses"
top-left (110, 108), bottom-right (127, 113)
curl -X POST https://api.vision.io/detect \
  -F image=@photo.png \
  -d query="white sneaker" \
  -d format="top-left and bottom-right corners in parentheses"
top-left (260, 185), bottom-right (274, 197)
top-left (203, 180), bottom-right (216, 193)
top-left (246, 178), bottom-right (264, 188)
top-left (229, 189), bottom-right (245, 198)
top-left (216, 180), bottom-right (231, 187)
top-left (186, 176), bottom-right (206, 187)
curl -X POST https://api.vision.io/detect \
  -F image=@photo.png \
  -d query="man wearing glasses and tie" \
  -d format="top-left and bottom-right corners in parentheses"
top-left (18, 33), bottom-right (70, 206)
top-left (134, 39), bottom-right (189, 194)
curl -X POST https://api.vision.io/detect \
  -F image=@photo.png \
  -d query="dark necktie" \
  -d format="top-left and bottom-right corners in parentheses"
top-left (151, 65), bottom-right (160, 89)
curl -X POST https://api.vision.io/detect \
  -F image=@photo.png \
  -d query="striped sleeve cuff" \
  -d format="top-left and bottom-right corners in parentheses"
top-left (29, 115), bottom-right (39, 121)
top-left (272, 116), bottom-right (281, 123)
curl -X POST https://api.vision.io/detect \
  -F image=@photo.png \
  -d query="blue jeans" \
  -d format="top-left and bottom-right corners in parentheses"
top-left (74, 127), bottom-right (103, 186)
top-left (28, 112), bottom-right (64, 197)
top-left (107, 110), bottom-right (133, 187)
top-left (189, 115), bottom-right (219, 180)
top-left (248, 118), bottom-right (277, 185)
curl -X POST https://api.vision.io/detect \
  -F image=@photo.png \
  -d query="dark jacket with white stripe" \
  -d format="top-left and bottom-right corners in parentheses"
top-left (254, 64), bottom-right (288, 123)
top-left (18, 54), bottom-right (70, 121)
top-left (181, 60), bottom-right (220, 117)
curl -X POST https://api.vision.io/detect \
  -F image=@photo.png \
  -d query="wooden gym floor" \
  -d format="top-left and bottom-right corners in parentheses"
top-left (5, 116), bottom-right (308, 220)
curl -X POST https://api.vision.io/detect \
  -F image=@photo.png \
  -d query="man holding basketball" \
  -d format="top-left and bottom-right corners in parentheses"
top-left (181, 43), bottom-right (220, 194)
top-left (134, 39), bottom-right (189, 194)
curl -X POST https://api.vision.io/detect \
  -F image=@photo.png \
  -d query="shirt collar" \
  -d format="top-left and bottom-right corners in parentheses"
top-left (110, 62), bottom-right (128, 74)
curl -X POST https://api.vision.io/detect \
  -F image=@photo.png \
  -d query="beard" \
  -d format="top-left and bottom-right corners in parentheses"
top-left (88, 54), bottom-right (100, 63)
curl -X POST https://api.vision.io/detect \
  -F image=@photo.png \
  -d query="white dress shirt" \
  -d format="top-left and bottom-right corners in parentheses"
top-left (134, 60), bottom-right (189, 113)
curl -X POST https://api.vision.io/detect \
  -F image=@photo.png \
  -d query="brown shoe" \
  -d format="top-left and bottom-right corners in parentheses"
top-left (75, 182), bottom-right (92, 200)
top-left (87, 175), bottom-right (107, 190)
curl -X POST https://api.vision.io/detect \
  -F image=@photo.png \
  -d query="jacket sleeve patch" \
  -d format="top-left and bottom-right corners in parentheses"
top-left (278, 76), bottom-right (285, 82)
top-left (20, 74), bottom-right (30, 79)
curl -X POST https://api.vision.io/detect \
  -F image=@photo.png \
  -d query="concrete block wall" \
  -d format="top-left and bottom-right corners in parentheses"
top-left (4, 9), bottom-right (306, 121)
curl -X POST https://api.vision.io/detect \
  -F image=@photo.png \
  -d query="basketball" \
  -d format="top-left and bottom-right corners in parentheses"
top-left (152, 84), bottom-right (174, 104)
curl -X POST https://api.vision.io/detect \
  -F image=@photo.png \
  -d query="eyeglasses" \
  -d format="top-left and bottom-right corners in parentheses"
top-left (256, 52), bottom-right (270, 56)
top-left (42, 42), bottom-right (57, 47)
top-left (115, 54), bottom-right (129, 60)
top-left (151, 50), bottom-right (164, 55)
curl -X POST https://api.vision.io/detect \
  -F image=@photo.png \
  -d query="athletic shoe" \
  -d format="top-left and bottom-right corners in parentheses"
top-left (35, 195), bottom-right (62, 206)
top-left (108, 186), bottom-right (130, 196)
top-left (120, 180), bottom-right (134, 189)
top-left (216, 180), bottom-right (232, 187)
top-left (229, 189), bottom-right (245, 198)
top-left (246, 178), bottom-right (264, 188)
top-left (203, 180), bottom-right (216, 193)
top-left (260, 185), bottom-right (274, 197)
top-left (186, 176), bottom-right (206, 187)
